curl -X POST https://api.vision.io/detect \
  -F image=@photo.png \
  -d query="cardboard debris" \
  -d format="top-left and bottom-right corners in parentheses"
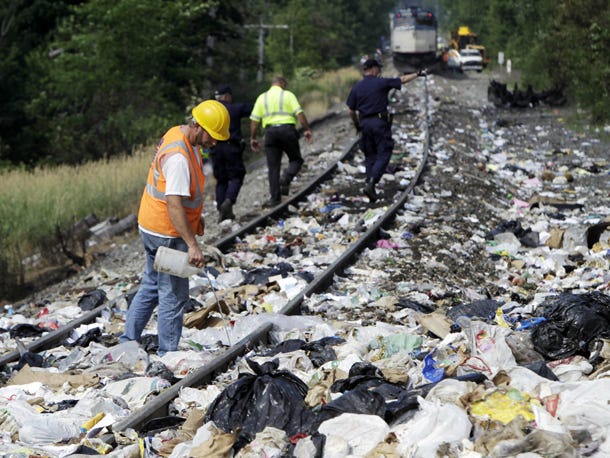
top-left (8, 364), bottom-right (100, 389)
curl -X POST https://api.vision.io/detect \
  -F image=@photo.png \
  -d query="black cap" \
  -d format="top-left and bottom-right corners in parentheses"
top-left (215, 84), bottom-right (232, 96)
top-left (362, 58), bottom-right (382, 70)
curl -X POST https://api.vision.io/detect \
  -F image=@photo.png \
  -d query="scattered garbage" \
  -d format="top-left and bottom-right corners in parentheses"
top-left (488, 80), bottom-right (567, 108)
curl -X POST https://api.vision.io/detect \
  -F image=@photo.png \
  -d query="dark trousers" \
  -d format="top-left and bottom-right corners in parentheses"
top-left (264, 125), bottom-right (303, 201)
top-left (360, 118), bottom-right (394, 183)
top-left (210, 141), bottom-right (246, 208)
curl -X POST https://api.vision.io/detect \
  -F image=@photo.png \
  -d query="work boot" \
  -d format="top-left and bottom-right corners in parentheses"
top-left (280, 178), bottom-right (290, 196)
top-left (363, 178), bottom-right (377, 202)
top-left (218, 199), bottom-right (235, 221)
top-left (262, 198), bottom-right (281, 208)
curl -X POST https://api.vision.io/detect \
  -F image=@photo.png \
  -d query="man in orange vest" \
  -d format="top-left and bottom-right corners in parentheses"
top-left (120, 100), bottom-right (230, 355)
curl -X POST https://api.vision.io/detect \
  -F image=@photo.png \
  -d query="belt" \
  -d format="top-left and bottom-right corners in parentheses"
top-left (265, 123), bottom-right (295, 129)
top-left (361, 112), bottom-right (390, 121)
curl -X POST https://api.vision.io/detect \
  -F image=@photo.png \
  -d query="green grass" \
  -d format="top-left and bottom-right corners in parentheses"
top-left (0, 151), bottom-right (150, 298)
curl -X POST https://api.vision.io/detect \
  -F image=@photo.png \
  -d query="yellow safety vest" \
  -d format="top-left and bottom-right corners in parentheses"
top-left (250, 85), bottom-right (303, 128)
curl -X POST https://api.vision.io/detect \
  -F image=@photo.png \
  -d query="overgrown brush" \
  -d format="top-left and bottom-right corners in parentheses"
top-left (0, 150), bottom-right (150, 299)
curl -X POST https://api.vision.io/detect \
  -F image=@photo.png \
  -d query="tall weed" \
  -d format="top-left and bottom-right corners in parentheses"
top-left (0, 150), bottom-right (151, 298)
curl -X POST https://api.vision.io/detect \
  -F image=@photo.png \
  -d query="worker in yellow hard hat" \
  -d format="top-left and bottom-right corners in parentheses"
top-left (120, 99), bottom-right (229, 355)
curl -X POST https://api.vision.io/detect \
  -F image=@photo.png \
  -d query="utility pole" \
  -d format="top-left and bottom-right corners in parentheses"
top-left (245, 17), bottom-right (290, 83)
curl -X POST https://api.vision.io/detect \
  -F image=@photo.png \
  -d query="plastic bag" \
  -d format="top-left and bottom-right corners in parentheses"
top-left (204, 358), bottom-right (310, 451)
top-left (531, 292), bottom-right (610, 360)
top-left (392, 397), bottom-right (471, 457)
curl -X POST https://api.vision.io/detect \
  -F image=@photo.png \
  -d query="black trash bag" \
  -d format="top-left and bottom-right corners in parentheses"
top-left (140, 334), bottom-right (159, 354)
top-left (486, 220), bottom-right (524, 239)
top-left (531, 292), bottom-right (610, 360)
top-left (78, 289), bottom-right (107, 311)
top-left (446, 299), bottom-right (502, 323)
top-left (331, 362), bottom-right (384, 391)
top-left (264, 339), bottom-right (305, 356)
top-left (9, 323), bottom-right (46, 338)
top-left (66, 444), bottom-right (100, 455)
top-left (273, 262), bottom-right (295, 275)
top-left (50, 399), bottom-right (79, 411)
top-left (262, 337), bottom-right (345, 368)
top-left (305, 337), bottom-right (344, 367)
top-left (140, 416), bottom-right (185, 436)
top-left (205, 266), bottom-right (221, 278)
top-left (183, 297), bottom-right (203, 314)
top-left (67, 327), bottom-right (102, 347)
top-left (522, 361), bottom-right (559, 381)
top-left (275, 245), bottom-right (294, 258)
top-left (146, 361), bottom-right (179, 384)
top-left (308, 388), bottom-right (387, 431)
top-left (243, 267), bottom-right (279, 285)
top-left (328, 362), bottom-right (410, 424)
top-left (397, 297), bottom-right (436, 314)
top-left (204, 358), bottom-right (312, 452)
top-left (486, 220), bottom-right (539, 247)
top-left (13, 352), bottom-right (46, 371)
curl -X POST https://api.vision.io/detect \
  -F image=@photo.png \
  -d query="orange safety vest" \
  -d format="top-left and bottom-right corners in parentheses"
top-left (138, 126), bottom-right (205, 237)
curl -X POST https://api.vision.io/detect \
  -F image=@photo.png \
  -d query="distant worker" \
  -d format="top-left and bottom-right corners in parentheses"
top-left (211, 84), bottom-right (253, 221)
top-left (250, 75), bottom-right (313, 208)
top-left (120, 100), bottom-right (229, 355)
top-left (346, 58), bottom-right (424, 202)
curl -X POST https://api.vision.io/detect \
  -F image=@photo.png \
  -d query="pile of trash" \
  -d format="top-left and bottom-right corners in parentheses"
top-left (488, 80), bottom-right (567, 108)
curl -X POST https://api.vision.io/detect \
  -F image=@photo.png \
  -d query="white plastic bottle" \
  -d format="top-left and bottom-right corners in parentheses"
top-left (154, 246), bottom-right (201, 278)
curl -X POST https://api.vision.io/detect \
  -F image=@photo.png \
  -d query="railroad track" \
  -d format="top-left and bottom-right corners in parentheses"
top-left (0, 71), bottom-right (434, 456)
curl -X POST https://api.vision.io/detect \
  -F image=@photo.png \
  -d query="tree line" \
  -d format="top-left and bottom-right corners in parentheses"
top-left (1, 0), bottom-right (608, 169)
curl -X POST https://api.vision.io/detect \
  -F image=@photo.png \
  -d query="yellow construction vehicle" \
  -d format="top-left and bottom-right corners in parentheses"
top-left (450, 26), bottom-right (490, 67)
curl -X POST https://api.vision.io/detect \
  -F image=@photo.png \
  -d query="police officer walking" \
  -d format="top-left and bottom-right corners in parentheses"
top-left (346, 58), bottom-right (424, 202)
top-left (211, 84), bottom-right (253, 221)
top-left (250, 75), bottom-right (313, 208)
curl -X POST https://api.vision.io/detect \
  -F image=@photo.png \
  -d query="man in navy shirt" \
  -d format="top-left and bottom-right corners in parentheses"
top-left (211, 84), bottom-right (253, 221)
top-left (346, 59), bottom-right (423, 202)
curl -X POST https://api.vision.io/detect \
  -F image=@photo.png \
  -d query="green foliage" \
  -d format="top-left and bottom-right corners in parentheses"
top-left (265, 0), bottom-right (395, 76)
top-left (0, 0), bottom-right (84, 165)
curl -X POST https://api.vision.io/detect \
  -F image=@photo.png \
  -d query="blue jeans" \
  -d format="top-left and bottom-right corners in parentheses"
top-left (120, 231), bottom-right (189, 355)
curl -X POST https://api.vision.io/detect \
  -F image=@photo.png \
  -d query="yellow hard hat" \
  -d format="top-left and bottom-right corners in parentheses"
top-left (192, 100), bottom-right (230, 141)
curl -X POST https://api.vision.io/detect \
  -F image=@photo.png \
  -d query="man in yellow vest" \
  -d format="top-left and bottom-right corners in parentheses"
top-left (120, 100), bottom-right (229, 355)
top-left (250, 75), bottom-right (313, 207)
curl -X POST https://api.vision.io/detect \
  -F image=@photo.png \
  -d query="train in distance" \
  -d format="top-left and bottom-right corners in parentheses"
top-left (390, 5), bottom-right (440, 72)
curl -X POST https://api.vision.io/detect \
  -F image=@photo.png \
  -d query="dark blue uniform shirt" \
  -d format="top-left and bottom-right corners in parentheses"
top-left (220, 101), bottom-right (253, 142)
top-left (346, 75), bottom-right (401, 117)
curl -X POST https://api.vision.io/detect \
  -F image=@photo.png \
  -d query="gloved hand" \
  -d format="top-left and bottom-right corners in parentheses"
top-left (417, 69), bottom-right (428, 77)
top-left (354, 122), bottom-right (361, 133)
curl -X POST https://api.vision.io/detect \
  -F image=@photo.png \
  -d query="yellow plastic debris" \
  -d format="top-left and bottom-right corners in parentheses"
top-left (470, 388), bottom-right (540, 424)
top-left (494, 307), bottom-right (510, 328)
